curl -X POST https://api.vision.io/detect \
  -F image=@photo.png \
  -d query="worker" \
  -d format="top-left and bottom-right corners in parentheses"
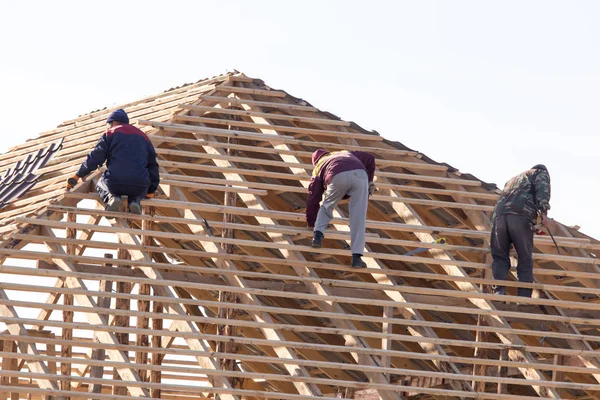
top-left (66, 108), bottom-right (159, 216)
top-left (491, 164), bottom-right (551, 298)
top-left (306, 149), bottom-right (376, 268)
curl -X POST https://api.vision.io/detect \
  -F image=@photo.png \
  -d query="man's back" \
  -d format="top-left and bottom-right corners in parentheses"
top-left (104, 124), bottom-right (154, 187)
top-left (492, 167), bottom-right (551, 222)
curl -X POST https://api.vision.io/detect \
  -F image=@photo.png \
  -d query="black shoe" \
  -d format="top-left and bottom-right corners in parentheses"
top-left (311, 231), bottom-right (324, 248)
top-left (129, 201), bottom-right (142, 215)
top-left (351, 254), bottom-right (367, 268)
top-left (105, 196), bottom-right (121, 219)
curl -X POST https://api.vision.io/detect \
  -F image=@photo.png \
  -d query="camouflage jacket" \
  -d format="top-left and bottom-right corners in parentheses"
top-left (492, 167), bottom-right (551, 222)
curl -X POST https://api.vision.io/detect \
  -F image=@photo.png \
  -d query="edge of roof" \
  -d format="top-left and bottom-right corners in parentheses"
top-left (248, 76), bottom-right (500, 192)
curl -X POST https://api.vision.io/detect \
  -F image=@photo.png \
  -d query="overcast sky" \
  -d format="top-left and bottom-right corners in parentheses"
top-left (1, 0), bottom-right (599, 238)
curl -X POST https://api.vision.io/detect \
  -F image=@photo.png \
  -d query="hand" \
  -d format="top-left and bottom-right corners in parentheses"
top-left (368, 182), bottom-right (376, 196)
top-left (307, 224), bottom-right (314, 229)
top-left (66, 174), bottom-right (80, 190)
top-left (541, 214), bottom-right (549, 227)
top-left (145, 193), bottom-right (155, 199)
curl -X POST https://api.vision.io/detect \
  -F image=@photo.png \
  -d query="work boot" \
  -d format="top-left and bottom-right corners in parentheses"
top-left (311, 231), bottom-right (324, 248)
top-left (129, 200), bottom-right (142, 215)
top-left (105, 196), bottom-right (122, 218)
top-left (351, 254), bottom-right (367, 268)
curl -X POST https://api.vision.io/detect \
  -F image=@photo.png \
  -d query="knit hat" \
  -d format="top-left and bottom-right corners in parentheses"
top-left (107, 109), bottom-right (129, 124)
top-left (531, 164), bottom-right (548, 172)
top-left (312, 149), bottom-right (329, 165)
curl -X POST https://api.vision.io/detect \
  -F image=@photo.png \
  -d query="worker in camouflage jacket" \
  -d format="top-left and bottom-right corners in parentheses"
top-left (491, 164), bottom-right (551, 298)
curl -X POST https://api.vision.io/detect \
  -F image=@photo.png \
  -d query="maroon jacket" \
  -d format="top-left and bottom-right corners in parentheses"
top-left (306, 151), bottom-right (375, 227)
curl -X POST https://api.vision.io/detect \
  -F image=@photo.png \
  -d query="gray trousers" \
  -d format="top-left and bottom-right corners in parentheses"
top-left (490, 214), bottom-right (535, 297)
top-left (314, 169), bottom-right (369, 254)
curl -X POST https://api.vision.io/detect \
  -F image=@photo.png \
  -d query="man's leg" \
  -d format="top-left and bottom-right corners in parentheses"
top-left (95, 176), bottom-right (112, 204)
top-left (490, 215), bottom-right (512, 296)
top-left (313, 171), bottom-right (352, 245)
top-left (507, 215), bottom-right (535, 297)
top-left (127, 187), bottom-right (147, 215)
top-left (347, 170), bottom-right (369, 259)
top-left (95, 176), bottom-right (121, 214)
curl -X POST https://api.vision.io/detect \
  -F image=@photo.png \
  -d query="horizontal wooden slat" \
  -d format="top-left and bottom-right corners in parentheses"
top-left (199, 95), bottom-right (320, 112)
top-left (173, 114), bottom-right (383, 141)
top-left (181, 104), bottom-right (351, 126)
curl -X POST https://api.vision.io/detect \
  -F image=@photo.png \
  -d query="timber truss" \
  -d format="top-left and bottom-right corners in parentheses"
top-left (0, 72), bottom-right (600, 399)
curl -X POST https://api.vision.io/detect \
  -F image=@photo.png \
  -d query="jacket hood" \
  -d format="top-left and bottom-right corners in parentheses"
top-left (312, 149), bottom-right (329, 166)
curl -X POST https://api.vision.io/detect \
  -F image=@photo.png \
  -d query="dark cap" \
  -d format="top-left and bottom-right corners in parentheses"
top-left (107, 109), bottom-right (129, 124)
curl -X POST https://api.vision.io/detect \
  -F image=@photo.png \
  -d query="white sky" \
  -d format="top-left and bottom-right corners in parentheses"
top-left (1, 0), bottom-right (599, 238)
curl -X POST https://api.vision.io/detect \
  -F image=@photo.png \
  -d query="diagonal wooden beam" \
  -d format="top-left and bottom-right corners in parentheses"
top-left (0, 290), bottom-right (64, 398)
top-left (235, 98), bottom-right (472, 396)
top-left (40, 226), bottom-right (149, 397)
top-left (0, 231), bottom-right (64, 398)
top-left (104, 214), bottom-right (241, 400)
top-left (160, 181), bottom-right (323, 397)
top-left (196, 120), bottom-right (401, 398)
top-left (454, 187), bottom-right (600, 396)
top-left (182, 90), bottom-right (403, 396)
top-left (384, 187), bottom-right (561, 398)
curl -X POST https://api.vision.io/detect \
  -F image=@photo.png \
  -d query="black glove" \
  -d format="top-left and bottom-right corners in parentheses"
top-left (368, 182), bottom-right (376, 196)
top-left (66, 175), bottom-right (80, 190)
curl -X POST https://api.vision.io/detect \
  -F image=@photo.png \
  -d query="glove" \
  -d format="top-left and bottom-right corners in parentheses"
top-left (66, 175), bottom-right (80, 190)
top-left (145, 193), bottom-right (155, 199)
top-left (368, 182), bottom-right (376, 196)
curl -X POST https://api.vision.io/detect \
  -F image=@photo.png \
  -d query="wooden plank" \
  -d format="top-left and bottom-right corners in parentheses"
top-left (38, 227), bottom-right (149, 397)
top-left (182, 104), bottom-right (350, 126)
top-left (152, 134), bottom-right (447, 172)
top-left (164, 183), bottom-right (323, 396)
top-left (5, 320), bottom-right (600, 381)
top-left (5, 347), bottom-right (600, 394)
top-left (497, 349), bottom-right (508, 394)
top-left (195, 124), bottom-right (397, 399)
top-left (199, 95), bottom-right (319, 112)
top-left (88, 255), bottom-right (113, 397)
top-left (0, 75), bottom-right (229, 160)
top-left (173, 114), bottom-right (383, 141)
top-left (381, 306), bottom-right (393, 381)
top-left (7, 267), bottom-right (600, 339)
top-left (60, 213), bottom-right (76, 396)
top-left (216, 85), bottom-right (287, 97)
top-left (385, 191), bottom-right (560, 398)
top-left (551, 355), bottom-right (565, 397)
top-left (27, 225), bottom-right (600, 289)
top-left (136, 209), bottom-right (153, 384)
top-left (150, 290), bottom-right (162, 398)
top-left (104, 214), bottom-right (240, 400)
top-left (113, 241), bottom-right (131, 396)
top-left (2, 329), bottom-right (596, 380)
top-left (19, 219), bottom-right (600, 280)
top-left (160, 178), bottom-right (267, 196)
top-left (142, 120), bottom-right (416, 157)
top-left (0, 291), bottom-right (63, 396)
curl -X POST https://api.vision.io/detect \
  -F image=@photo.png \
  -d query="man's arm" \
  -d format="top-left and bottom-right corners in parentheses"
top-left (533, 170), bottom-right (551, 215)
top-left (147, 142), bottom-right (160, 194)
top-left (76, 134), bottom-right (111, 178)
top-left (306, 176), bottom-right (325, 227)
top-left (350, 151), bottom-right (375, 182)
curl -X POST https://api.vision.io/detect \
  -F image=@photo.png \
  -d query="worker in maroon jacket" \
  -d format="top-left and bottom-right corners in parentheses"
top-left (306, 149), bottom-right (376, 268)
top-left (66, 109), bottom-right (159, 216)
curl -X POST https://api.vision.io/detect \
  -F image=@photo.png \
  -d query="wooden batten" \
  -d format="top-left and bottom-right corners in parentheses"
top-left (0, 72), bottom-right (598, 400)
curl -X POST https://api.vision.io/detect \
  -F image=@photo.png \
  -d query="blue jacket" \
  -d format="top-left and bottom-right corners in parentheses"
top-left (77, 124), bottom-right (159, 193)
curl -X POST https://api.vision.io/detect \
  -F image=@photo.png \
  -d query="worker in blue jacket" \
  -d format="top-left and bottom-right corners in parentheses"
top-left (66, 109), bottom-right (159, 215)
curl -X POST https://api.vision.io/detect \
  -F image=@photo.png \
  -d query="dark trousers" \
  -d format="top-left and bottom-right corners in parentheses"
top-left (96, 175), bottom-right (147, 205)
top-left (490, 214), bottom-right (534, 297)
